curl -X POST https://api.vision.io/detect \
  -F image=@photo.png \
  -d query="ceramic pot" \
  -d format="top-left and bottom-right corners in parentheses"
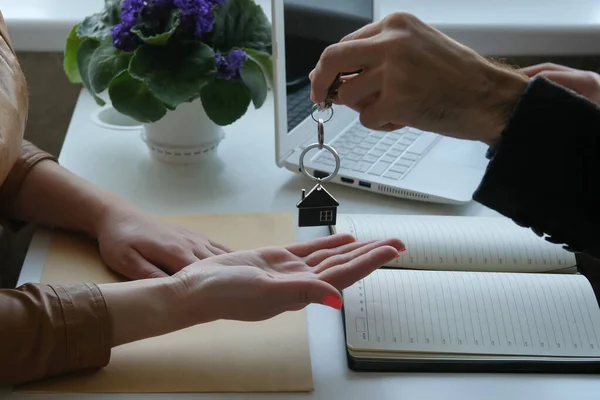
top-left (141, 99), bottom-right (225, 164)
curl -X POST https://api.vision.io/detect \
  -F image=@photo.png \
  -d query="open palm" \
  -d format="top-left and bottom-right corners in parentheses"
top-left (174, 234), bottom-right (405, 322)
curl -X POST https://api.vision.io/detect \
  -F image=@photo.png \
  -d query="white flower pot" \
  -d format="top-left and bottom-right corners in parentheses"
top-left (141, 99), bottom-right (225, 164)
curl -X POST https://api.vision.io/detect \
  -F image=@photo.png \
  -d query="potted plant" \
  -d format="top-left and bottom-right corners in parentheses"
top-left (63, 0), bottom-right (273, 163)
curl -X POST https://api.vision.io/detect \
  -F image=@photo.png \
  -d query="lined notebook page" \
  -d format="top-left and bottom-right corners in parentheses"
top-left (334, 214), bottom-right (576, 273)
top-left (343, 269), bottom-right (600, 357)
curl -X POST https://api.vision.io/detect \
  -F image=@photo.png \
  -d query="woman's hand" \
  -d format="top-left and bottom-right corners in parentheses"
top-left (95, 206), bottom-right (232, 280)
top-left (102, 233), bottom-right (405, 347)
top-left (520, 63), bottom-right (600, 105)
top-left (172, 233), bottom-right (405, 322)
top-left (309, 12), bottom-right (528, 145)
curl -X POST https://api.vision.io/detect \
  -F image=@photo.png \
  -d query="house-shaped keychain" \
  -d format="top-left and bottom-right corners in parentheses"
top-left (296, 183), bottom-right (339, 227)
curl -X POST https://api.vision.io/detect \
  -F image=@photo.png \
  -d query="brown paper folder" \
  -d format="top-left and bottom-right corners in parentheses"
top-left (17, 212), bottom-right (314, 393)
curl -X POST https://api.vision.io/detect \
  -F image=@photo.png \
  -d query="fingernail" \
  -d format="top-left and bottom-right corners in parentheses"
top-left (323, 295), bottom-right (343, 310)
top-left (395, 248), bottom-right (407, 258)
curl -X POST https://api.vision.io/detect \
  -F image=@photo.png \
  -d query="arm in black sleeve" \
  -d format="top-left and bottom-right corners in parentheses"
top-left (472, 75), bottom-right (600, 260)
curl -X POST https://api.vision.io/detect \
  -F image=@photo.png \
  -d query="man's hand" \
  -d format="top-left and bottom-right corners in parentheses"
top-left (520, 63), bottom-right (600, 105)
top-left (309, 12), bottom-right (529, 145)
top-left (95, 206), bottom-right (232, 280)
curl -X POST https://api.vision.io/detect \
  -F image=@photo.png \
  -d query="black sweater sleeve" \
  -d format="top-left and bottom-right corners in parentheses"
top-left (472, 76), bottom-right (600, 260)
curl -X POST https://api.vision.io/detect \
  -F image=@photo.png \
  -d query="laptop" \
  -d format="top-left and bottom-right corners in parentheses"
top-left (271, 0), bottom-right (491, 204)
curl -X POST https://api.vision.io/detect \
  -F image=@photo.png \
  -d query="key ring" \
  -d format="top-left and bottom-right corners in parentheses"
top-left (317, 118), bottom-right (324, 150)
top-left (311, 103), bottom-right (334, 123)
top-left (298, 120), bottom-right (340, 183)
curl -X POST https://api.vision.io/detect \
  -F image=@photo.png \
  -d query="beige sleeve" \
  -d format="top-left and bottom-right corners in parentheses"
top-left (0, 282), bottom-right (112, 386)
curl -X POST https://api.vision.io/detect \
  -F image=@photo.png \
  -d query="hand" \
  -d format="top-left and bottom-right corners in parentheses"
top-left (308, 12), bottom-right (529, 145)
top-left (520, 63), bottom-right (600, 105)
top-left (95, 205), bottom-right (232, 280)
top-left (172, 234), bottom-right (405, 322)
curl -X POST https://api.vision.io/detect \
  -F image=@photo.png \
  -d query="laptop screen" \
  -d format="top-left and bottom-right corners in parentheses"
top-left (282, 1), bottom-right (375, 133)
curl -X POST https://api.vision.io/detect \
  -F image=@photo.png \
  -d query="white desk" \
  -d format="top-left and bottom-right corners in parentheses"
top-left (0, 0), bottom-right (599, 55)
top-left (5, 88), bottom-right (600, 399)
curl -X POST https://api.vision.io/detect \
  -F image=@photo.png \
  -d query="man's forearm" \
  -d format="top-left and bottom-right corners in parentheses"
top-left (5, 159), bottom-right (132, 237)
top-left (473, 76), bottom-right (600, 259)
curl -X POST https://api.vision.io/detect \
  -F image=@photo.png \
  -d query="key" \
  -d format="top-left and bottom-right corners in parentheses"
top-left (317, 72), bottom-right (343, 110)
top-left (297, 115), bottom-right (341, 227)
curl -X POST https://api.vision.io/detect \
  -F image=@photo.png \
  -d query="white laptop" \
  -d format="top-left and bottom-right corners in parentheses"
top-left (271, 0), bottom-right (492, 205)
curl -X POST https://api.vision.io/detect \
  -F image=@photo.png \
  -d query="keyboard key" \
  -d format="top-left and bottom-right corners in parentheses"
top-left (349, 136), bottom-right (362, 144)
top-left (348, 153), bottom-right (362, 161)
top-left (358, 142), bottom-right (372, 150)
top-left (387, 149), bottom-right (402, 157)
top-left (341, 159), bottom-right (355, 169)
top-left (388, 133), bottom-right (402, 142)
top-left (381, 138), bottom-right (396, 146)
top-left (318, 158), bottom-right (335, 166)
top-left (382, 154), bottom-right (396, 163)
top-left (370, 132), bottom-right (385, 140)
top-left (407, 132), bottom-right (439, 154)
top-left (337, 147), bottom-right (350, 155)
top-left (353, 147), bottom-right (368, 155)
top-left (396, 158), bottom-right (414, 167)
top-left (403, 152), bottom-right (419, 161)
top-left (393, 144), bottom-right (408, 152)
top-left (384, 171), bottom-right (403, 180)
top-left (399, 137), bottom-right (415, 146)
top-left (368, 161), bottom-right (391, 176)
top-left (353, 162), bottom-right (371, 173)
top-left (363, 154), bottom-right (379, 163)
top-left (370, 149), bottom-right (385, 157)
top-left (390, 164), bottom-right (408, 173)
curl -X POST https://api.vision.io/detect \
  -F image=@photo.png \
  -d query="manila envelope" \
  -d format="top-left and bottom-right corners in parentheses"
top-left (17, 212), bottom-right (313, 393)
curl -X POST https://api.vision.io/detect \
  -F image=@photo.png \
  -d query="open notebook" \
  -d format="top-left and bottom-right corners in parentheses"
top-left (331, 214), bottom-right (600, 373)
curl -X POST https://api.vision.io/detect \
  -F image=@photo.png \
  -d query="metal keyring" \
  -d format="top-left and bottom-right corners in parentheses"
top-left (298, 143), bottom-right (341, 183)
top-left (311, 103), bottom-right (334, 123)
top-left (317, 118), bottom-right (325, 149)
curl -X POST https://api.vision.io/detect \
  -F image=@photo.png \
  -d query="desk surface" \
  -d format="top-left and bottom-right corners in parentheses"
top-left (0, 0), bottom-right (599, 54)
top-left (5, 88), bottom-right (600, 399)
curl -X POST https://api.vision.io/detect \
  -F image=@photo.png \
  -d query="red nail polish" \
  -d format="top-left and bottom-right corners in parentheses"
top-left (323, 295), bottom-right (343, 310)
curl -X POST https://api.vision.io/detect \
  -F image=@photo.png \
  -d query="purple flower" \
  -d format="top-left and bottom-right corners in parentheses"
top-left (215, 49), bottom-right (247, 80)
top-left (112, 0), bottom-right (178, 51)
top-left (174, 0), bottom-right (226, 37)
top-left (111, 0), bottom-right (146, 51)
top-left (111, 21), bottom-right (141, 51)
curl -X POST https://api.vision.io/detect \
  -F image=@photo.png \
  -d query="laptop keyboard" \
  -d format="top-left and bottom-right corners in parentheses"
top-left (311, 123), bottom-right (441, 180)
top-left (287, 85), bottom-right (313, 131)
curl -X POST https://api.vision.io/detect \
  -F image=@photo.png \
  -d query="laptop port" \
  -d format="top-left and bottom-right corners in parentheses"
top-left (358, 181), bottom-right (371, 188)
top-left (340, 177), bottom-right (354, 184)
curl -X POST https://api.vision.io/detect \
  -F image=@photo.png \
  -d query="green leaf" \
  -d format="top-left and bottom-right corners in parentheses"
top-left (129, 41), bottom-right (216, 109)
top-left (243, 47), bottom-right (273, 88)
top-left (209, 0), bottom-right (272, 53)
top-left (78, 0), bottom-right (123, 40)
top-left (108, 70), bottom-right (168, 123)
top-left (240, 57), bottom-right (267, 108)
top-left (64, 23), bottom-right (84, 83)
top-left (200, 79), bottom-right (251, 126)
top-left (131, 10), bottom-right (180, 46)
top-left (77, 38), bottom-right (106, 106)
top-left (88, 39), bottom-right (132, 93)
